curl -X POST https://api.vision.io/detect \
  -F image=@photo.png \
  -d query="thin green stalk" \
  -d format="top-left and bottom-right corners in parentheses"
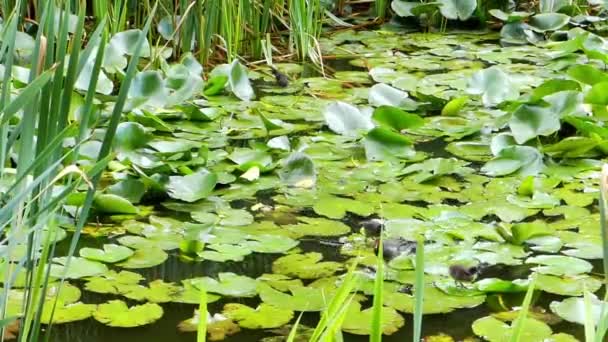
top-left (413, 237), bottom-right (425, 342)
top-left (510, 275), bottom-right (537, 342)
top-left (370, 235), bottom-right (384, 342)
top-left (197, 286), bottom-right (207, 342)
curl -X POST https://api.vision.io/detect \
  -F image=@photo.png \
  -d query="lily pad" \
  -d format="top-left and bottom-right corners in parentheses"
top-left (324, 101), bottom-right (374, 136)
top-left (117, 247), bottom-right (168, 269)
top-left (93, 300), bottom-right (163, 327)
top-left (167, 169), bottom-right (217, 202)
top-left (50, 257), bottom-right (108, 279)
top-left (467, 67), bottom-right (519, 107)
top-left (272, 252), bottom-right (343, 279)
top-left (193, 273), bottom-right (258, 297)
top-left (526, 255), bottom-right (592, 276)
top-left (257, 282), bottom-right (329, 312)
top-left (550, 294), bottom-right (608, 326)
top-left (80, 244), bottom-right (134, 263)
top-left (41, 302), bottom-right (97, 324)
top-left (472, 316), bottom-right (553, 341)
top-left (535, 274), bottom-right (602, 296)
top-left (223, 303), bottom-right (294, 329)
top-left (341, 301), bottom-right (404, 335)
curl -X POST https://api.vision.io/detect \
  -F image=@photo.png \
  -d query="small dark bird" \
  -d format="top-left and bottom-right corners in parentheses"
top-left (271, 66), bottom-right (289, 87)
top-left (375, 238), bottom-right (417, 261)
top-left (361, 218), bottom-right (384, 237)
top-left (448, 263), bottom-right (488, 287)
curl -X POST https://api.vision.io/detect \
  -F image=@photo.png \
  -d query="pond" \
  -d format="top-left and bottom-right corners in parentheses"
top-left (23, 27), bottom-right (608, 342)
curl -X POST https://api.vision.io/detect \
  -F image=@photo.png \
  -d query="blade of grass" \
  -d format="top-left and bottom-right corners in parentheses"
top-left (413, 237), bottom-right (425, 342)
top-left (509, 274), bottom-right (537, 342)
top-left (370, 235), bottom-right (384, 342)
top-left (286, 312), bottom-right (304, 342)
top-left (197, 285), bottom-right (208, 342)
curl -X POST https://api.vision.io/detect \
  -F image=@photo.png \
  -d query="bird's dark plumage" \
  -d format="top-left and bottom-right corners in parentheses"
top-left (375, 238), bottom-right (416, 261)
top-left (362, 218), bottom-right (384, 236)
top-left (271, 66), bottom-right (289, 87)
top-left (448, 263), bottom-right (488, 286)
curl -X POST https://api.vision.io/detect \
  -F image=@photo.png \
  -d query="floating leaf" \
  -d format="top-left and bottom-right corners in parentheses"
top-left (272, 253), bottom-right (343, 279)
top-left (467, 67), bottom-right (519, 107)
top-left (509, 105), bottom-right (561, 144)
top-left (313, 195), bottom-right (376, 219)
top-left (50, 257), bottom-right (108, 279)
top-left (198, 244), bottom-right (252, 262)
top-left (364, 127), bottom-right (415, 162)
top-left (223, 303), bottom-right (294, 329)
top-left (341, 301), bottom-right (404, 335)
top-left (257, 283), bottom-right (329, 312)
top-left (372, 106), bottom-right (424, 131)
top-left (526, 255), bottom-right (592, 276)
top-left (93, 194), bottom-right (139, 215)
top-left (536, 274), bottom-right (602, 296)
top-left (368, 83), bottom-right (415, 109)
top-left (178, 311), bottom-right (241, 341)
top-left (167, 169), bottom-right (217, 202)
top-left (437, 0), bottom-right (477, 20)
top-left (193, 273), bottom-right (258, 297)
top-left (472, 316), bottom-right (552, 341)
top-left (117, 247), bottom-right (168, 269)
top-left (550, 294), bottom-right (608, 326)
top-left (80, 244), bottom-right (134, 263)
top-left (529, 13), bottom-right (571, 32)
top-left (324, 102), bottom-right (374, 136)
top-left (84, 270), bottom-right (144, 295)
top-left (94, 300), bottom-right (163, 327)
top-left (279, 152), bottom-right (316, 188)
top-left (41, 302), bottom-right (96, 324)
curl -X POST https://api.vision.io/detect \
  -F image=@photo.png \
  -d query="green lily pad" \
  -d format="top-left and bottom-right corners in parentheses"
top-left (167, 169), bottom-right (217, 202)
top-left (324, 101), bottom-right (373, 136)
top-left (372, 106), bottom-right (424, 131)
top-left (472, 316), bottom-right (552, 341)
top-left (257, 282), bottom-right (329, 312)
top-left (279, 152), bottom-right (316, 188)
top-left (529, 13), bottom-right (570, 32)
top-left (364, 127), bottom-right (416, 162)
top-left (438, 0), bottom-right (477, 20)
top-left (526, 255), bottom-right (592, 276)
top-left (223, 303), bottom-right (294, 329)
top-left (117, 247), bottom-right (168, 269)
top-left (312, 195), bottom-right (376, 219)
top-left (93, 194), bottom-right (139, 215)
top-left (80, 244), bottom-right (134, 263)
top-left (93, 300), bottom-right (163, 327)
top-left (50, 257), bottom-right (108, 279)
top-left (341, 301), bottom-right (404, 335)
top-left (536, 274), bottom-right (602, 296)
top-left (243, 234), bottom-right (299, 253)
top-left (178, 311), bottom-right (241, 339)
top-left (385, 286), bottom-right (486, 314)
top-left (198, 244), bottom-right (252, 262)
top-left (476, 278), bottom-right (529, 293)
top-left (467, 67), bottom-right (519, 107)
top-left (117, 235), bottom-right (180, 251)
top-left (284, 217), bottom-right (351, 237)
top-left (272, 252), bottom-right (343, 279)
top-left (368, 84), bottom-right (416, 109)
top-left (84, 270), bottom-right (144, 294)
top-left (257, 274), bottom-right (304, 292)
top-left (550, 294), bottom-right (608, 326)
top-left (193, 273), bottom-right (258, 297)
top-left (41, 302), bottom-right (97, 324)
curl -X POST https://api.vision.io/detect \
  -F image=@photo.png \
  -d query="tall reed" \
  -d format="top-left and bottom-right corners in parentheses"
top-left (0, 1), bottom-right (157, 341)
